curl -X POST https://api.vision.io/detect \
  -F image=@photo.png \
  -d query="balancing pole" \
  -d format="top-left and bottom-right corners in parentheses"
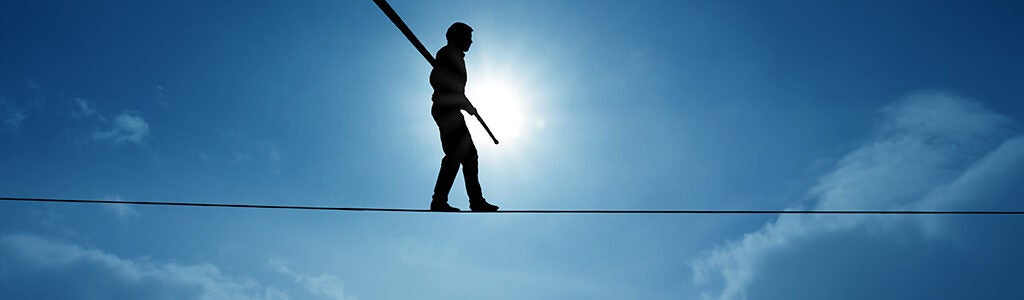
top-left (372, 0), bottom-right (500, 144)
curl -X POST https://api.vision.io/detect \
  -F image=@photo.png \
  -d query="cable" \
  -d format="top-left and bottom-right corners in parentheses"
top-left (1, 196), bottom-right (1021, 215)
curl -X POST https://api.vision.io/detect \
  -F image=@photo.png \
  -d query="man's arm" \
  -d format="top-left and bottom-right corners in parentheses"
top-left (430, 47), bottom-right (475, 112)
top-left (431, 94), bottom-right (476, 114)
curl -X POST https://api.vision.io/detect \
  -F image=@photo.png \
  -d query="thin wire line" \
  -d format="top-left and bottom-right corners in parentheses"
top-left (1, 196), bottom-right (1021, 215)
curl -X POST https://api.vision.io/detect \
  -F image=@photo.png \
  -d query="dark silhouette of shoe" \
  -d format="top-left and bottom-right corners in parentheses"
top-left (469, 200), bottom-right (499, 212)
top-left (430, 201), bottom-right (461, 212)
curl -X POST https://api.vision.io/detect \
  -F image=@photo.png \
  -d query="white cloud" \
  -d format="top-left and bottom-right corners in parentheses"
top-left (71, 97), bottom-right (104, 120)
top-left (914, 136), bottom-right (1024, 237)
top-left (0, 233), bottom-right (290, 300)
top-left (1, 98), bottom-right (27, 132)
top-left (101, 196), bottom-right (141, 222)
top-left (94, 112), bottom-right (151, 144)
top-left (881, 91), bottom-right (1010, 147)
top-left (691, 92), bottom-right (1022, 299)
top-left (269, 259), bottom-right (356, 300)
top-left (260, 142), bottom-right (282, 162)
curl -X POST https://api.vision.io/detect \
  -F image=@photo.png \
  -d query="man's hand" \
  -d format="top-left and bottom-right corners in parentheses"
top-left (464, 105), bottom-right (478, 116)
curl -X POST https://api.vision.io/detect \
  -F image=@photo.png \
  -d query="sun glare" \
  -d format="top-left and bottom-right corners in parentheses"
top-left (456, 39), bottom-right (550, 160)
top-left (466, 79), bottom-right (529, 144)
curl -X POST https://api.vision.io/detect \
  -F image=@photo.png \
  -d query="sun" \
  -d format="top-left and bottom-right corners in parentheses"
top-left (465, 79), bottom-right (528, 144)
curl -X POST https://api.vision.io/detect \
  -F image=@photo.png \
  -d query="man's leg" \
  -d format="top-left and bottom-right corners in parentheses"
top-left (432, 155), bottom-right (460, 203)
top-left (460, 142), bottom-right (483, 202)
top-left (431, 117), bottom-right (470, 211)
top-left (456, 129), bottom-right (499, 212)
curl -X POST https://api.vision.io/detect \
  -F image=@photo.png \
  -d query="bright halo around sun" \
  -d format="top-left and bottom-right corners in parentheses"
top-left (465, 77), bottom-right (530, 146)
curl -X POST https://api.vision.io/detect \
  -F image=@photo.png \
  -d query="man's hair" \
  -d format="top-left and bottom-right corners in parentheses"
top-left (446, 22), bottom-right (473, 43)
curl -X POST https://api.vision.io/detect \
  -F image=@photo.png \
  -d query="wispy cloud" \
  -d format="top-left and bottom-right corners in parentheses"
top-left (1, 98), bottom-right (27, 132)
top-left (71, 97), bottom-right (104, 120)
top-left (100, 196), bottom-right (140, 222)
top-left (691, 92), bottom-right (1022, 299)
top-left (198, 131), bottom-right (282, 172)
top-left (154, 85), bottom-right (169, 108)
top-left (62, 92), bottom-right (156, 147)
top-left (269, 258), bottom-right (356, 300)
top-left (94, 112), bottom-right (151, 145)
top-left (0, 233), bottom-right (290, 299)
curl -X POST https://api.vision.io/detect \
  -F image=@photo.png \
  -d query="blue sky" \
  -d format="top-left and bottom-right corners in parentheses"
top-left (2, 0), bottom-right (1023, 299)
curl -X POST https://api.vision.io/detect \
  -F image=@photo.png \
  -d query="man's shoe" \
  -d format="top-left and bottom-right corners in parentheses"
top-left (430, 201), bottom-right (461, 212)
top-left (469, 200), bottom-right (499, 212)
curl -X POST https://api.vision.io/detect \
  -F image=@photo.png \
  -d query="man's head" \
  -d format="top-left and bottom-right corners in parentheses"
top-left (446, 22), bottom-right (473, 52)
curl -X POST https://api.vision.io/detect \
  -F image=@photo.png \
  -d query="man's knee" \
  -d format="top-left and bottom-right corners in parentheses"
top-left (441, 155), bottom-right (459, 167)
top-left (461, 154), bottom-right (479, 167)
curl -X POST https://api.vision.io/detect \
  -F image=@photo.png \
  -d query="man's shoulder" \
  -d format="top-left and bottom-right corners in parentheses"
top-left (436, 45), bottom-right (463, 60)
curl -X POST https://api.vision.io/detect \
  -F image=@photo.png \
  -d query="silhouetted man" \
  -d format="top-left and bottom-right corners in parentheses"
top-left (429, 22), bottom-right (499, 212)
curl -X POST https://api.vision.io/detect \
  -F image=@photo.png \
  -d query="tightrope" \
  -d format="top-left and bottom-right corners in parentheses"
top-left (1, 197), bottom-right (1021, 215)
